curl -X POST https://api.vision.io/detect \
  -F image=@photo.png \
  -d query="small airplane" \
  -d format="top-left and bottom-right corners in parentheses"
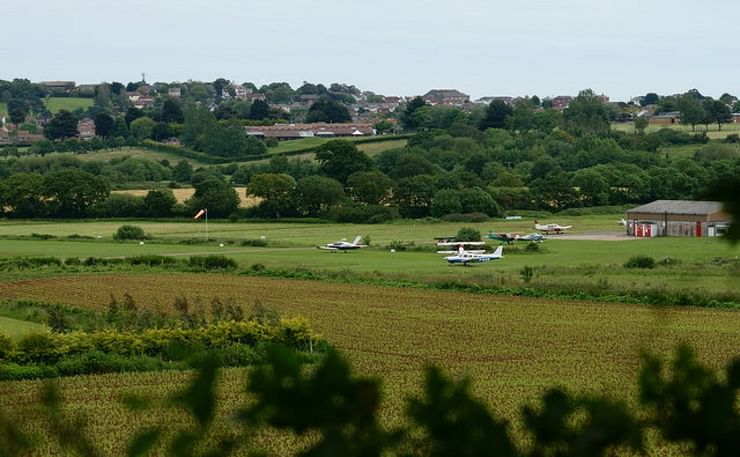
top-left (486, 232), bottom-right (518, 245)
top-left (517, 233), bottom-right (547, 242)
top-left (318, 236), bottom-right (367, 252)
top-left (534, 220), bottom-right (572, 235)
top-left (444, 245), bottom-right (504, 266)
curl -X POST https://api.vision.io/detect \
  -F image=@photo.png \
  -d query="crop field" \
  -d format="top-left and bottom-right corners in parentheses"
top-left (112, 187), bottom-right (260, 207)
top-left (1, 273), bottom-right (739, 453)
top-left (43, 96), bottom-right (94, 114)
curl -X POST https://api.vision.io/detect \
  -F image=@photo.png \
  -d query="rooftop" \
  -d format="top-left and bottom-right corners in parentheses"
top-left (627, 200), bottom-right (725, 216)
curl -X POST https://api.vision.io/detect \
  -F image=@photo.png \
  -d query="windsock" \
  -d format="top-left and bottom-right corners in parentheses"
top-left (193, 208), bottom-right (207, 220)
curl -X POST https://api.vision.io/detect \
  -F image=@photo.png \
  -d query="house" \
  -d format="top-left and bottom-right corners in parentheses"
top-left (423, 89), bottom-right (470, 106)
top-left (168, 87), bottom-right (182, 98)
top-left (77, 118), bottom-right (96, 140)
top-left (650, 111), bottom-right (680, 125)
top-left (128, 95), bottom-right (156, 109)
top-left (245, 123), bottom-right (375, 140)
top-left (626, 200), bottom-right (729, 237)
top-left (474, 96), bottom-right (514, 105)
top-left (550, 96), bottom-right (573, 110)
top-left (41, 81), bottom-right (76, 93)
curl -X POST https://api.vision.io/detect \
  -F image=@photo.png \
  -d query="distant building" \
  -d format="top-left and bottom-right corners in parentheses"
top-left (422, 89), bottom-right (469, 106)
top-left (168, 87), bottom-right (182, 98)
top-left (41, 81), bottom-right (76, 92)
top-left (550, 95), bottom-right (573, 110)
top-left (77, 118), bottom-right (96, 140)
top-left (650, 111), bottom-right (680, 125)
top-left (474, 96), bottom-right (514, 105)
top-left (245, 123), bottom-right (375, 140)
top-left (626, 200), bottom-right (729, 237)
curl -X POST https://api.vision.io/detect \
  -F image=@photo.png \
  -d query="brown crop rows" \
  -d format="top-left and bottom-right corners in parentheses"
top-left (2, 272), bottom-right (740, 454)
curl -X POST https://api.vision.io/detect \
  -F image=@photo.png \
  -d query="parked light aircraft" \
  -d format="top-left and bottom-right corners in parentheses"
top-left (534, 221), bottom-right (572, 235)
top-left (444, 245), bottom-right (504, 265)
top-left (318, 236), bottom-right (367, 252)
top-left (486, 232), bottom-right (518, 244)
top-left (517, 233), bottom-right (547, 242)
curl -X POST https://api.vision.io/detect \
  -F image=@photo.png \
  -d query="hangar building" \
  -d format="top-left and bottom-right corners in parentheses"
top-left (626, 200), bottom-right (729, 237)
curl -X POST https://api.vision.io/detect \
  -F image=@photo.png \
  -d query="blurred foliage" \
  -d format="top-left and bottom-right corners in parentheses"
top-left (0, 344), bottom-right (738, 456)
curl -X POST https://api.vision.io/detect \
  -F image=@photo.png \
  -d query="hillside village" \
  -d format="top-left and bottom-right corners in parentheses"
top-left (3, 78), bottom-right (740, 148)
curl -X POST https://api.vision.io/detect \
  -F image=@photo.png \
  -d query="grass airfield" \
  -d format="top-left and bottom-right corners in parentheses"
top-left (0, 214), bottom-right (739, 454)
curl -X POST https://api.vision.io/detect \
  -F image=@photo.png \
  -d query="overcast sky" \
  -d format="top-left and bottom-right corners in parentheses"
top-left (3, 0), bottom-right (739, 101)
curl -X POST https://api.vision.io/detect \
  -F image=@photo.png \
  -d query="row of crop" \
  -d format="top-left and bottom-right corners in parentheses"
top-left (0, 254), bottom-right (237, 272)
top-left (0, 318), bottom-right (319, 379)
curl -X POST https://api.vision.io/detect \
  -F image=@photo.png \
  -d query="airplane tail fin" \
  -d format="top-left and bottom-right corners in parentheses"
top-left (492, 245), bottom-right (503, 258)
top-left (352, 235), bottom-right (362, 245)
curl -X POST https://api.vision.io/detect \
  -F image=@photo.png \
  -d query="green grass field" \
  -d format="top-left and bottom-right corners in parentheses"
top-left (0, 102), bottom-right (6, 116)
top-left (0, 316), bottom-right (46, 338)
top-left (43, 96), bottom-right (94, 114)
top-left (612, 121), bottom-right (740, 139)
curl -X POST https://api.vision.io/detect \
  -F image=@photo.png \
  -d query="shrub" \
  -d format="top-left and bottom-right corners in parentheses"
top-left (126, 255), bottom-right (181, 267)
top-left (658, 256), bottom-right (682, 266)
top-left (525, 242), bottom-right (541, 252)
top-left (47, 308), bottom-right (72, 334)
top-left (520, 265), bottom-right (535, 283)
top-left (624, 255), bottom-right (656, 269)
top-left (0, 335), bottom-right (13, 360)
top-left (456, 227), bottom-right (481, 242)
top-left (113, 225), bottom-right (147, 241)
top-left (187, 255), bottom-right (237, 270)
top-left (250, 263), bottom-right (266, 272)
top-left (241, 239), bottom-right (268, 247)
top-left (64, 257), bottom-right (81, 266)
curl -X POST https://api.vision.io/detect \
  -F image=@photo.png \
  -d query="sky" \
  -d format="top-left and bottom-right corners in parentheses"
top-left (3, 0), bottom-right (740, 101)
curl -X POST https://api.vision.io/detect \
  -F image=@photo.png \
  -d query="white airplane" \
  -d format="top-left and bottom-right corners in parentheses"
top-left (444, 245), bottom-right (504, 266)
top-left (534, 220), bottom-right (572, 235)
top-left (318, 236), bottom-right (367, 252)
top-left (517, 233), bottom-right (547, 242)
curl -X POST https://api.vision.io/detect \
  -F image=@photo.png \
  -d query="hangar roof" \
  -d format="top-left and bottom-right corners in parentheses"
top-left (627, 200), bottom-right (724, 216)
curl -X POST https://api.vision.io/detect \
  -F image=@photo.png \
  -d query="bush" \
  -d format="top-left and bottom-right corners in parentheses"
top-left (624, 255), bottom-right (656, 269)
top-left (126, 255), bottom-right (181, 267)
top-left (241, 239), bottom-right (268, 247)
top-left (113, 225), bottom-right (147, 241)
top-left (658, 256), bottom-right (682, 266)
top-left (520, 265), bottom-right (535, 283)
top-left (0, 335), bottom-right (13, 360)
top-left (441, 212), bottom-right (490, 223)
top-left (187, 255), bottom-right (237, 270)
top-left (525, 242), bottom-right (541, 252)
top-left (456, 227), bottom-right (481, 242)
top-left (64, 257), bottom-right (82, 266)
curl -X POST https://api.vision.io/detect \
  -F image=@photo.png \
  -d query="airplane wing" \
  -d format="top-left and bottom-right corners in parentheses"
top-left (318, 245), bottom-right (338, 250)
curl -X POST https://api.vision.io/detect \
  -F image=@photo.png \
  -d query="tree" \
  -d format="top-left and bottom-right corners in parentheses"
top-left (249, 99), bottom-right (269, 120)
top-left (294, 176), bottom-right (345, 215)
top-left (161, 98), bottom-right (184, 123)
top-left (641, 92), bottom-right (659, 106)
top-left (124, 107), bottom-right (144, 127)
top-left (479, 100), bottom-right (513, 130)
top-left (0, 172), bottom-right (46, 217)
top-left (187, 175), bottom-right (239, 218)
top-left (400, 96), bottom-right (428, 130)
top-left (346, 170), bottom-right (393, 205)
top-left (431, 189), bottom-right (462, 217)
top-left (42, 169), bottom-right (110, 217)
top-left (459, 187), bottom-right (499, 215)
top-left (571, 168), bottom-right (610, 206)
top-left (248, 173), bottom-right (296, 218)
top-left (43, 110), bottom-right (78, 141)
top-left (704, 98), bottom-right (732, 131)
top-left (678, 95), bottom-right (705, 132)
top-left (315, 140), bottom-right (373, 183)
top-left (213, 78), bottom-right (229, 98)
top-left (7, 98), bottom-right (28, 126)
top-left (129, 116), bottom-right (156, 141)
top-left (111, 117), bottom-right (129, 138)
top-left (563, 89), bottom-right (610, 136)
top-left (142, 189), bottom-right (177, 217)
top-left (94, 113), bottom-right (114, 137)
top-left (151, 122), bottom-right (174, 141)
top-left (393, 174), bottom-right (438, 218)
top-left (306, 96), bottom-right (351, 123)
top-left (173, 160), bottom-right (194, 182)
top-left (634, 116), bottom-right (649, 135)
top-left (529, 172), bottom-right (579, 211)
